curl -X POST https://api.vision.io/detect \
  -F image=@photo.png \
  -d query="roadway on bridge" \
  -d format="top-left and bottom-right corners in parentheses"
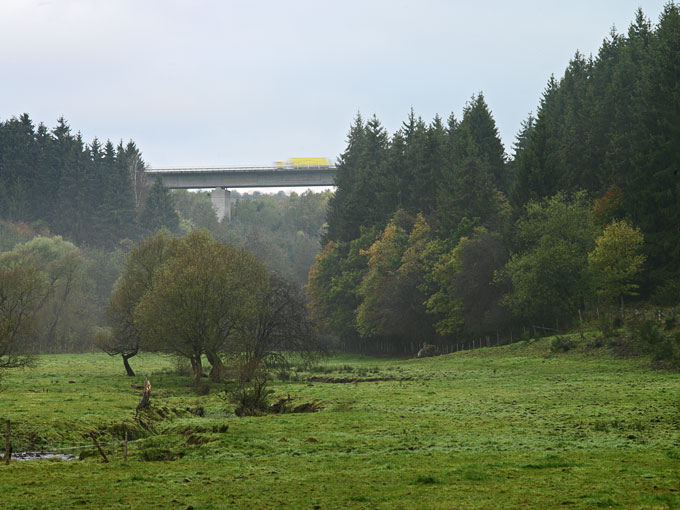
top-left (146, 165), bottom-right (337, 189)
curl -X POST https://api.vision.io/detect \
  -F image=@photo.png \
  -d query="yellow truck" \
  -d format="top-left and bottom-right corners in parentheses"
top-left (274, 157), bottom-right (331, 168)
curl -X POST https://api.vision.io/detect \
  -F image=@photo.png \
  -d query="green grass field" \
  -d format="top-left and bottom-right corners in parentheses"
top-left (0, 338), bottom-right (679, 509)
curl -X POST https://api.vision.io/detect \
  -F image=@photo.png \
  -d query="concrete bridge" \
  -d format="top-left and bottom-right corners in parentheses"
top-left (145, 165), bottom-right (336, 220)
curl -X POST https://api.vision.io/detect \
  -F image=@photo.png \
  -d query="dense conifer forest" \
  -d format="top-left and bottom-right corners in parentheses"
top-left (0, 6), bottom-right (678, 358)
top-left (307, 6), bottom-right (680, 354)
top-left (0, 116), bottom-right (329, 353)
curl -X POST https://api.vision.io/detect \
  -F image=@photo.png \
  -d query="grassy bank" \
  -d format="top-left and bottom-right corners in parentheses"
top-left (0, 338), bottom-right (679, 509)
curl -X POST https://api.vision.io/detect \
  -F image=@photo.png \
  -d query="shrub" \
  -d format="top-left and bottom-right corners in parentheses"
top-left (598, 314), bottom-right (618, 339)
top-left (224, 370), bottom-right (270, 416)
top-left (550, 336), bottom-right (575, 353)
top-left (195, 382), bottom-right (210, 396)
top-left (652, 280), bottom-right (680, 306)
top-left (632, 321), bottom-right (680, 368)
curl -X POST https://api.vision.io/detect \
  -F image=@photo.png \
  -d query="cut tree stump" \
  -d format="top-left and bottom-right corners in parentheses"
top-left (136, 377), bottom-right (151, 413)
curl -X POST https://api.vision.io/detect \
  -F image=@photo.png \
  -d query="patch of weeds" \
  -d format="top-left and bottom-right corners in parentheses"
top-left (633, 321), bottom-right (680, 368)
top-left (598, 315), bottom-right (619, 340)
top-left (666, 449), bottom-right (680, 460)
top-left (185, 434), bottom-right (216, 446)
top-left (139, 447), bottom-right (182, 461)
top-left (349, 495), bottom-right (371, 502)
top-left (648, 494), bottom-right (680, 507)
top-left (170, 423), bottom-right (228, 435)
top-left (129, 474), bottom-right (155, 482)
top-left (194, 382), bottom-right (210, 396)
top-left (585, 497), bottom-right (620, 507)
top-left (224, 371), bottom-right (270, 417)
top-left (461, 470), bottom-right (491, 481)
top-left (550, 336), bottom-right (575, 353)
top-left (414, 474), bottom-right (439, 485)
top-left (664, 314), bottom-right (678, 331)
top-left (592, 420), bottom-right (624, 432)
top-left (522, 454), bottom-right (575, 469)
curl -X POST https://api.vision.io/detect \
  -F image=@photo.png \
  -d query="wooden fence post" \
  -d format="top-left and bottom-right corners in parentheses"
top-left (4, 419), bottom-right (10, 465)
top-left (89, 433), bottom-right (109, 463)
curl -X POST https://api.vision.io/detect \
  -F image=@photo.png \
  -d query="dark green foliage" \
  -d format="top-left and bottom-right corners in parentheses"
top-left (632, 320), bottom-right (680, 368)
top-left (224, 190), bottom-right (331, 286)
top-left (652, 280), bottom-right (680, 306)
top-left (139, 176), bottom-right (180, 235)
top-left (509, 6), bottom-right (680, 287)
top-left (326, 114), bottom-right (390, 242)
top-left (501, 192), bottom-right (597, 326)
top-left (0, 115), bottom-right (145, 247)
top-left (224, 371), bottom-right (271, 416)
top-left (311, 6), bottom-right (680, 355)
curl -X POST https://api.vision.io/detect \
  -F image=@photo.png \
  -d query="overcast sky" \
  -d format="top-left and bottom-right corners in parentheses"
top-left (0, 0), bottom-right (671, 170)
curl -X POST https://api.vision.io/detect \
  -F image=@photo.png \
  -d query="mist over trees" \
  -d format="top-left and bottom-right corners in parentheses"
top-left (0, 5), bottom-right (678, 366)
top-left (0, 112), bottom-right (330, 368)
top-left (308, 5), bottom-right (680, 354)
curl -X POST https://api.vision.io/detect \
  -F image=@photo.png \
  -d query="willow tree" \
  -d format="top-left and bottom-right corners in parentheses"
top-left (136, 231), bottom-right (267, 384)
top-left (99, 230), bottom-right (179, 376)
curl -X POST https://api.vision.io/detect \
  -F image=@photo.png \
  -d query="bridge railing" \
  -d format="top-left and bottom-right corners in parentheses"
top-left (146, 165), bottom-right (336, 173)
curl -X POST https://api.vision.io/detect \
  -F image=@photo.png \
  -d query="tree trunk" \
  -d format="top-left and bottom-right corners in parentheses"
top-left (122, 353), bottom-right (136, 377)
top-left (206, 350), bottom-right (226, 382)
top-left (191, 356), bottom-right (203, 385)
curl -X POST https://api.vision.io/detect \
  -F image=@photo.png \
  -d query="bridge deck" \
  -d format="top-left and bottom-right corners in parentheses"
top-left (145, 166), bottom-right (337, 189)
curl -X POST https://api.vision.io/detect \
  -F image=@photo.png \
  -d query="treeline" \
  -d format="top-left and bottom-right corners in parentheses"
top-left (0, 225), bottom-right (124, 355)
top-left (0, 115), bottom-right (158, 246)
top-left (307, 6), bottom-right (680, 354)
top-left (172, 189), bottom-right (330, 286)
top-left (0, 188), bottom-right (329, 356)
top-left (0, 113), bottom-right (331, 357)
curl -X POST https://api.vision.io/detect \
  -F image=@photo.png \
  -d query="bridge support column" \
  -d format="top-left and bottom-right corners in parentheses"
top-left (210, 187), bottom-right (231, 221)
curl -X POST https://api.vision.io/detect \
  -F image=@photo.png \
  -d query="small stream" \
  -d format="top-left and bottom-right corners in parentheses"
top-left (12, 452), bottom-right (76, 461)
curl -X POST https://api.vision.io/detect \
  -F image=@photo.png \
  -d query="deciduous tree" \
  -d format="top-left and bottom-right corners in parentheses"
top-left (136, 231), bottom-right (267, 384)
top-left (588, 219), bottom-right (645, 310)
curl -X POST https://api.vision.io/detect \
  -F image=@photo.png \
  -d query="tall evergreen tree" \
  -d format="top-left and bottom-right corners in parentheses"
top-left (326, 114), bottom-right (390, 242)
top-left (139, 176), bottom-right (180, 235)
top-left (457, 93), bottom-right (508, 192)
top-left (510, 76), bottom-right (563, 209)
top-left (629, 3), bottom-right (680, 282)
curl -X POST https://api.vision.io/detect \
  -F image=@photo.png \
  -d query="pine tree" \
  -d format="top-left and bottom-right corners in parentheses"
top-left (457, 93), bottom-right (507, 192)
top-left (325, 114), bottom-right (390, 242)
top-left (629, 3), bottom-right (680, 282)
top-left (437, 118), bottom-right (498, 240)
top-left (139, 176), bottom-right (180, 235)
top-left (510, 76), bottom-right (563, 209)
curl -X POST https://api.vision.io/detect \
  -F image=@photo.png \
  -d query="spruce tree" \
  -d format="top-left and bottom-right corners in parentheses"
top-left (139, 176), bottom-right (180, 235)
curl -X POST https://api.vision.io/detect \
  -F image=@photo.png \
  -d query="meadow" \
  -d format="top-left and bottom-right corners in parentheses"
top-left (0, 337), bottom-right (678, 509)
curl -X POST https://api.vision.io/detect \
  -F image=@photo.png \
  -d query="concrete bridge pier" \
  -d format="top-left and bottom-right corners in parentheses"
top-left (210, 187), bottom-right (231, 221)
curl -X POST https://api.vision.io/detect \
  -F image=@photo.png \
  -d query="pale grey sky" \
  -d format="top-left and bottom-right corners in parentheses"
top-left (0, 0), bottom-right (671, 170)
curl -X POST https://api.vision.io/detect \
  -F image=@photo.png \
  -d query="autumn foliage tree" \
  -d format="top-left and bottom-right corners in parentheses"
top-left (588, 219), bottom-right (646, 310)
